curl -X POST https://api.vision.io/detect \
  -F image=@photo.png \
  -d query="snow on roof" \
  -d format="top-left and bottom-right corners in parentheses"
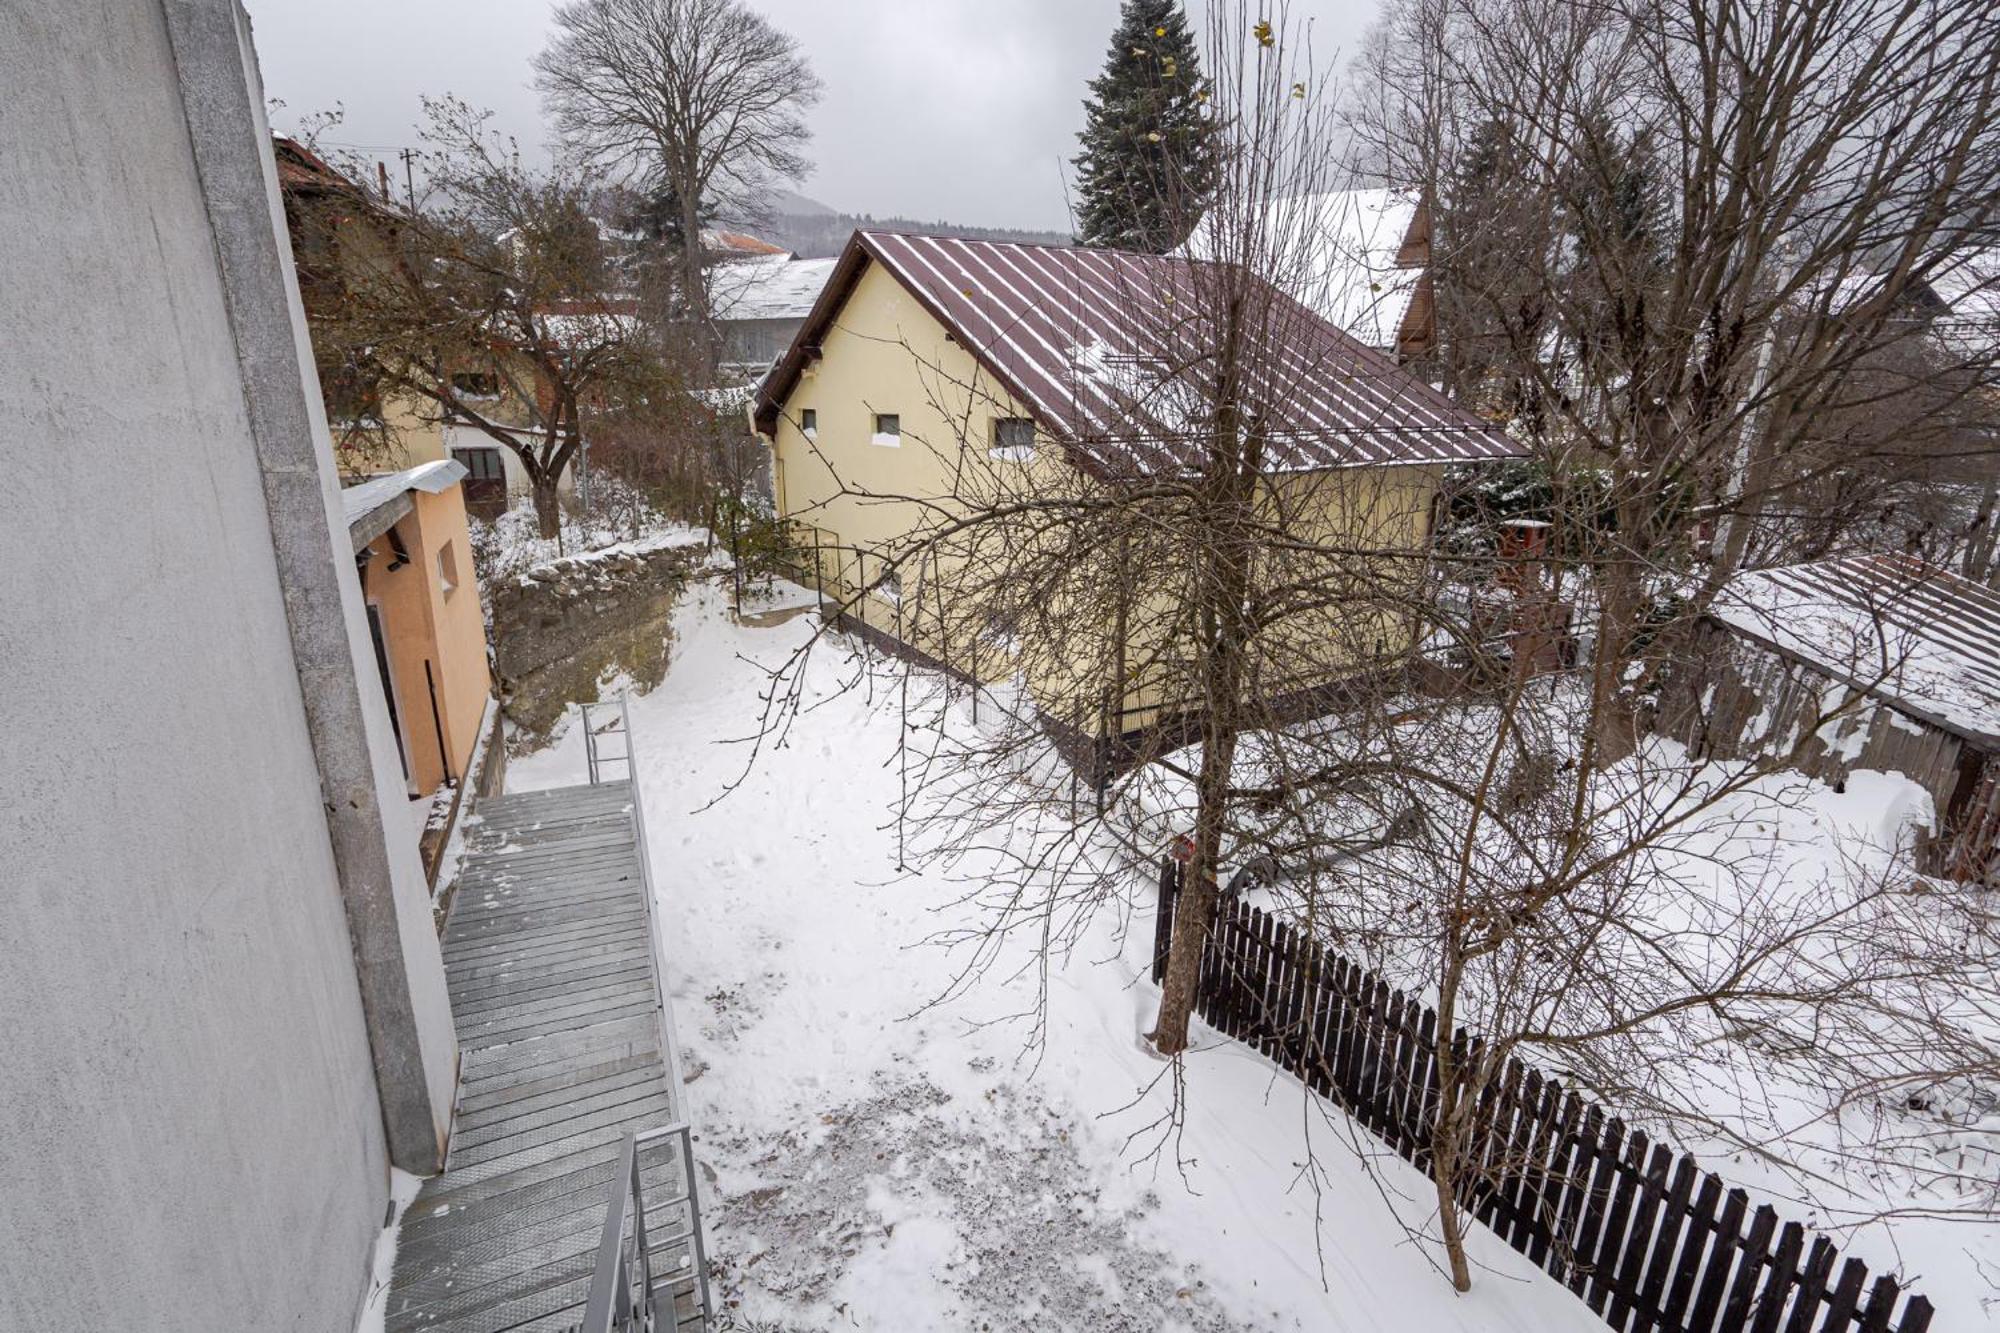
top-left (710, 254), bottom-right (838, 323)
top-left (1924, 248), bottom-right (2000, 361)
top-left (701, 227), bottom-right (788, 257)
top-left (756, 229), bottom-right (1516, 477)
top-left (1182, 188), bottom-right (1425, 352)
top-left (341, 459), bottom-right (468, 528)
top-left (1712, 553), bottom-right (2000, 747)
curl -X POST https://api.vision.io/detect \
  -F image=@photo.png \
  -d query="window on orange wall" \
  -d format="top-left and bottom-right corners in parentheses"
top-left (438, 540), bottom-right (459, 596)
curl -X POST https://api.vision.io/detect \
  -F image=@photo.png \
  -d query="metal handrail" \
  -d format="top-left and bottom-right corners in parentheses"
top-left (575, 694), bottom-right (711, 1332)
top-left (580, 699), bottom-right (634, 786)
top-left (578, 1124), bottom-right (710, 1332)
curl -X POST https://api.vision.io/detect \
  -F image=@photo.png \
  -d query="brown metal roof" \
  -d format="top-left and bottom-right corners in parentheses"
top-left (1713, 552), bottom-right (2000, 748)
top-left (754, 230), bottom-right (1520, 477)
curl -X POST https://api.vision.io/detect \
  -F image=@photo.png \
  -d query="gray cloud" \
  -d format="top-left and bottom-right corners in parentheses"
top-left (249, 0), bottom-right (1383, 233)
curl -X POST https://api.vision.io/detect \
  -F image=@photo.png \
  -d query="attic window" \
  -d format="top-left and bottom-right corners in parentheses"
top-left (872, 412), bottom-right (901, 447)
top-left (876, 569), bottom-right (902, 604)
top-left (452, 372), bottom-right (500, 400)
top-left (990, 417), bottom-right (1036, 462)
top-left (800, 408), bottom-right (817, 437)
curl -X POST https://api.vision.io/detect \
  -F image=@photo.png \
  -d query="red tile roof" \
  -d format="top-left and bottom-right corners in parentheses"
top-left (754, 230), bottom-right (1519, 477)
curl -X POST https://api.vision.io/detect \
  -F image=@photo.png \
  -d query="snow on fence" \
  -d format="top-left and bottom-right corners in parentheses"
top-left (1150, 862), bottom-right (1935, 1333)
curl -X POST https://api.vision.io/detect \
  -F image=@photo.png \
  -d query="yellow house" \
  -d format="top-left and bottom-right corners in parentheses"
top-left (752, 230), bottom-right (1519, 766)
top-left (344, 460), bottom-right (499, 884)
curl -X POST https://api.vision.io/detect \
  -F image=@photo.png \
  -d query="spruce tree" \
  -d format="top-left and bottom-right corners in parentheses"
top-left (1073, 0), bottom-right (1219, 252)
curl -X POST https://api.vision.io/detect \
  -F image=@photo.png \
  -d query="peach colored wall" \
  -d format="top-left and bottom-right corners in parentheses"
top-left (361, 483), bottom-right (491, 795)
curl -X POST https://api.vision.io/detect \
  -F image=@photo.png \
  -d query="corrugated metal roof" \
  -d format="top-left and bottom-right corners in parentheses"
top-left (1713, 552), bottom-right (2000, 746)
top-left (755, 230), bottom-right (1518, 477)
top-left (342, 459), bottom-right (469, 529)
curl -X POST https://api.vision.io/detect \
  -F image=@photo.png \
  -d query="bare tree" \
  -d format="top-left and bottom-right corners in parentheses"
top-left (1349, 0), bottom-right (2000, 762)
top-left (535, 0), bottom-right (822, 343)
top-left (314, 97), bottom-right (677, 539)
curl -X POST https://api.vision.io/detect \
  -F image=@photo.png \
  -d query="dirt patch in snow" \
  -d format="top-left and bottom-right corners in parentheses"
top-left (705, 1073), bottom-right (1270, 1333)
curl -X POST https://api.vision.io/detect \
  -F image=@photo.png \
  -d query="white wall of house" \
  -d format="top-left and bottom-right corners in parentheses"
top-left (442, 422), bottom-right (579, 504)
top-left (0, 3), bottom-right (455, 1328)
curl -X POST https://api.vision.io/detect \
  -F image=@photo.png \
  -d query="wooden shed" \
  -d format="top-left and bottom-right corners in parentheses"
top-left (1659, 553), bottom-right (2000, 882)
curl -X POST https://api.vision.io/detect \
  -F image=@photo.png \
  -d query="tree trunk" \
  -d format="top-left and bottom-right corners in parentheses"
top-left (1431, 1137), bottom-right (1474, 1293)
top-left (532, 473), bottom-right (561, 541)
top-left (1152, 293), bottom-right (1255, 1057)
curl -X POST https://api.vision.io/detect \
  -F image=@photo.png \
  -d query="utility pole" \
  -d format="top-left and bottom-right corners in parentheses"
top-left (398, 147), bottom-right (418, 212)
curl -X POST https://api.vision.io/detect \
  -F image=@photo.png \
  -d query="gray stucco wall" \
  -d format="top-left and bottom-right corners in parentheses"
top-left (0, 2), bottom-right (451, 1327)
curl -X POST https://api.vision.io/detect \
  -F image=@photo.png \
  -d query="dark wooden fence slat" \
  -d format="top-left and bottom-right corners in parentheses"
top-left (1547, 1093), bottom-right (1594, 1282)
top-left (1587, 1129), bottom-right (1649, 1314)
top-left (1476, 1059), bottom-right (1525, 1229)
top-left (1721, 1205), bottom-right (1781, 1331)
top-left (1310, 965), bottom-right (1337, 1096)
top-left (1410, 1006), bottom-right (1441, 1173)
top-left (1388, 997), bottom-right (1425, 1155)
top-left (1504, 1069), bottom-right (1550, 1251)
top-left (1363, 978), bottom-right (1395, 1138)
top-left (1894, 1295), bottom-right (1934, 1333)
top-left (1608, 1139), bottom-right (1674, 1328)
top-left (1529, 1086), bottom-right (1581, 1272)
top-left (1690, 1189), bottom-right (1752, 1333)
top-left (1749, 1221), bottom-right (1806, 1333)
top-left (1569, 1113), bottom-right (1623, 1299)
top-left (1859, 1277), bottom-right (1903, 1333)
top-left (1289, 925), bottom-right (1313, 1075)
top-left (1784, 1237), bottom-right (1839, 1333)
top-left (1633, 1153), bottom-right (1698, 1333)
top-left (1666, 1174), bottom-right (1723, 1325)
top-left (1816, 1257), bottom-right (1870, 1333)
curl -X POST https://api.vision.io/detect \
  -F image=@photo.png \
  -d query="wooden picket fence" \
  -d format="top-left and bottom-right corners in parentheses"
top-left (1150, 862), bottom-right (1935, 1333)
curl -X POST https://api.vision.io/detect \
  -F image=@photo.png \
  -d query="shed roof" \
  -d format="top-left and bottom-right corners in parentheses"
top-left (342, 459), bottom-right (468, 551)
top-left (753, 230), bottom-right (1516, 478)
top-left (1712, 552), bottom-right (2000, 748)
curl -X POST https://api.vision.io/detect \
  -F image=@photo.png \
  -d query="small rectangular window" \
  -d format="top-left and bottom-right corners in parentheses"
top-left (872, 412), bottom-right (900, 447)
top-left (452, 371), bottom-right (500, 400)
top-left (876, 568), bottom-right (902, 604)
top-left (800, 408), bottom-right (817, 435)
top-left (437, 540), bottom-right (460, 596)
top-left (990, 417), bottom-right (1036, 462)
top-left (451, 446), bottom-right (505, 482)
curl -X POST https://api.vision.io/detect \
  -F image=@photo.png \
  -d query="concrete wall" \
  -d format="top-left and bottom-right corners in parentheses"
top-left (0, 2), bottom-right (454, 1328)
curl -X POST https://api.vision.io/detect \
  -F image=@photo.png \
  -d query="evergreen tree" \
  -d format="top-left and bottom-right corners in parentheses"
top-left (1073, 0), bottom-right (1219, 252)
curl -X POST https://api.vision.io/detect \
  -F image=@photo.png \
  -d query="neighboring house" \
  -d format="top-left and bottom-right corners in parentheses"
top-left (344, 460), bottom-right (502, 886)
top-left (3, 5), bottom-right (458, 1326)
top-left (711, 251), bottom-right (840, 377)
top-left (1660, 553), bottom-right (2000, 882)
top-left (1183, 187), bottom-right (1435, 360)
top-left (275, 136), bottom-right (577, 513)
top-left (753, 229), bottom-right (1517, 768)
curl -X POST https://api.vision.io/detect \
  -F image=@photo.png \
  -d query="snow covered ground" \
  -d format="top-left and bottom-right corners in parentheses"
top-left (510, 581), bottom-right (1611, 1332)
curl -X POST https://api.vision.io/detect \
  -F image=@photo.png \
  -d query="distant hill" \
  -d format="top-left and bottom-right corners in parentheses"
top-left (732, 192), bottom-right (1073, 258)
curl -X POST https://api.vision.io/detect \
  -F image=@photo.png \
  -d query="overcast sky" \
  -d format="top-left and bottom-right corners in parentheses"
top-left (248, 0), bottom-right (1383, 233)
